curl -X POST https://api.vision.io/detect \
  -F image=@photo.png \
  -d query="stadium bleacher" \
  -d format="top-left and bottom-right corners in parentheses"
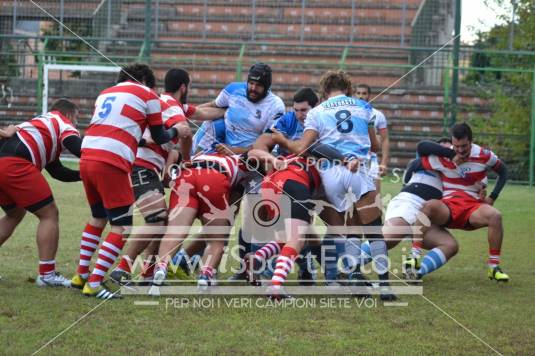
top-left (0, 0), bottom-right (478, 169)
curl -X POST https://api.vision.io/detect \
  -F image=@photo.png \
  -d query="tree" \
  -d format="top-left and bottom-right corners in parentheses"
top-left (464, 0), bottom-right (535, 180)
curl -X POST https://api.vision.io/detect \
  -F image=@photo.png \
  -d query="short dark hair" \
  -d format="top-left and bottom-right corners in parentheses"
top-left (117, 63), bottom-right (155, 89)
top-left (164, 68), bottom-right (190, 93)
top-left (293, 87), bottom-right (318, 107)
top-left (50, 98), bottom-right (78, 118)
top-left (451, 123), bottom-right (473, 141)
top-left (436, 137), bottom-right (452, 145)
top-left (356, 83), bottom-right (371, 94)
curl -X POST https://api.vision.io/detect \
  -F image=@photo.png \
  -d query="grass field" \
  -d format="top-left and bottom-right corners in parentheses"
top-left (1, 169), bottom-right (534, 355)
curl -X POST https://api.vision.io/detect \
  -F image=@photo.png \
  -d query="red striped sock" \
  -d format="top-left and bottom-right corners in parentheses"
top-left (39, 260), bottom-right (55, 277)
top-left (254, 241), bottom-right (285, 261)
top-left (156, 260), bottom-right (168, 274)
top-left (201, 266), bottom-right (215, 279)
top-left (271, 246), bottom-right (298, 288)
top-left (77, 224), bottom-right (104, 279)
top-left (141, 256), bottom-right (156, 278)
top-left (411, 240), bottom-right (423, 258)
top-left (488, 248), bottom-right (501, 268)
top-left (116, 256), bottom-right (132, 273)
top-left (88, 232), bottom-right (126, 288)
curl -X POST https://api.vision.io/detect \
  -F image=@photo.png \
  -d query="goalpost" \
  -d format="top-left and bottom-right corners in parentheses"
top-left (41, 63), bottom-right (121, 114)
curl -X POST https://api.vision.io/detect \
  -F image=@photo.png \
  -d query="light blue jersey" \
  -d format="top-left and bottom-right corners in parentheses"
top-left (304, 95), bottom-right (373, 160)
top-left (215, 82), bottom-right (285, 147)
top-left (269, 111), bottom-right (304, 156)
top-left (191, 118), bottom-right (226, 154)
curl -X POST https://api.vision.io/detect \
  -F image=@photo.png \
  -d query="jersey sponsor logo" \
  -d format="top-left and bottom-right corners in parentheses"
top-left (255, 110), bottom-right (262, 120)
top-left (459, 166), bottom-right (471, 177)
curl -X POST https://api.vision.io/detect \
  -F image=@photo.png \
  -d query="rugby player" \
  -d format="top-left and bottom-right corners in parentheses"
top-left (354, 83), bottom-right (389, 191)
top-left (0, 99), bottom-right (81, 287)
top-left (198, 63), bottom-right (286, 280)
top-left (272, 70), bottom-right (396, 300)
top-left (75, 63), bottom-right (181, 299)
top-left (416, 123), bottom-right (509, 281)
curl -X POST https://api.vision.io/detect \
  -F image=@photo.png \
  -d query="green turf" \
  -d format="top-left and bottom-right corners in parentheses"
top-left (1, 171), bottom-right (534, 354)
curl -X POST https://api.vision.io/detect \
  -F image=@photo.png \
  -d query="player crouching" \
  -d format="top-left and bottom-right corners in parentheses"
top-left (243, 149), bottom-right (322, 299)
top-left (150, 153), bottom-right (248, 293)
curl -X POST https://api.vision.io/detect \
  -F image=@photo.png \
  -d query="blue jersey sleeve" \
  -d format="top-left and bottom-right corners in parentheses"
top-left (271, 112), bottom-right (293, 136)
top-left (191, 118), bottom-right (226, 154)
top-left (215, 82), bottom-right (245, 108)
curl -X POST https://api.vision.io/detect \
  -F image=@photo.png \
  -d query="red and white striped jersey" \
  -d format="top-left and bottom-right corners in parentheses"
top-left (81, 81), bottom-right (163, 173)
top-left (134, 93), bottom-right (196, 172)
top-left (16, 111), bottom-right (79, 170)
top-left (191, 153), bottom-right (247, 186)
top-left (421, 143), bottom-right (501, 199)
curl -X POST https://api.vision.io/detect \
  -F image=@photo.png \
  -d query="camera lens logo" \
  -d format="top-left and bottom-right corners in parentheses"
top-left (241, 189), bottom-right (292, 243)
top-left (252, 199), bottom-right (280, 227)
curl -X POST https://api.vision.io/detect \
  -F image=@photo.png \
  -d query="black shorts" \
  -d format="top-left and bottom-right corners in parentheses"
top-left (131, 166), bottom-right (165, 200)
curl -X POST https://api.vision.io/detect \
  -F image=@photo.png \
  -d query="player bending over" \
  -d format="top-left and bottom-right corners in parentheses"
top-left (272, 70), bottom-right (396, 300)
top-left (383, 138), bottom-right (460, 280)
top-left (74, 63), bottom-right (182, 299)
top-left (150, 153), bottom-right (250, 291)
top-left (0, 99), bottom-right (81, 287)
top-left (416, 123), bottom-right (509, 282)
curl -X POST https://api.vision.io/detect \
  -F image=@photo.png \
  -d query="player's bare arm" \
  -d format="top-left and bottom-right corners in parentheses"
top-left (272, 128), bottom-right (318, 156)
top-left (378, 128), bottom-right (389, 176)
top-left (162, 149), bottom-right (180, 188)
top-left (0, 124), bottom-right (19, 138)
top-left (252, 133), bottom-right (276, 152)
top-left (215, 143), bottom-right (251, 155)
top-left (368, 126), bottom-right (380, 153)
top-left (189, 106), bottom-right (227, 121)
top-left (248, 148), bottom-right (287, 171)
top-left (197, 100), bottom-right (220, 108)
top-left (173, 122), bottom-right (192, 161)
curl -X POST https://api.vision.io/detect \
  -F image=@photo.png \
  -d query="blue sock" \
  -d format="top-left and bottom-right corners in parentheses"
top-left (323, 235), bottom-right (345, 281)
top-left (417, 248), bottom-right (447, 277)
top-left (342, 237), bottom-right (361, 273)
top-left (172, 249), bottom-right (187, 268)
top-left (370, 239), bottom-right (389, 280)
top-left (360, 240), bottom-right (372, 266)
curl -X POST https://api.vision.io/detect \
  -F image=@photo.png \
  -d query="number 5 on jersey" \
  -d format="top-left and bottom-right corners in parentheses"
top-left (98, 96), bottom-right (116, 119)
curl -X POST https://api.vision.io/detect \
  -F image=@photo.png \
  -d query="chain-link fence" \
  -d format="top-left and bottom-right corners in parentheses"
top-left (0, 0), bottom-right (534, 183)
top-left (3, 0), bottom-right (429, 46)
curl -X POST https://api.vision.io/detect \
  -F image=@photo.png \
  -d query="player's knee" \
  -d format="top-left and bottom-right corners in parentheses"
top-left (448, 239), bottom-right (459, 257)
top-left (488, 210), bottom-right (502, 227)
top-left (37, 203), bottom-right (59, 221)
